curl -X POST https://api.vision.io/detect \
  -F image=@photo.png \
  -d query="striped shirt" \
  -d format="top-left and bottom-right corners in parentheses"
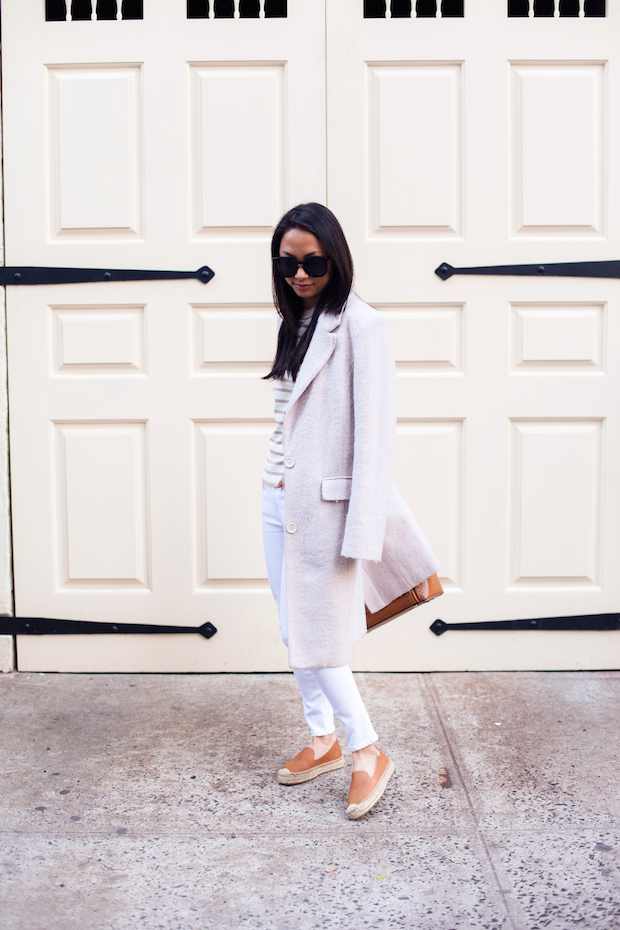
top-left (262, 308), bottom-right (314, 487)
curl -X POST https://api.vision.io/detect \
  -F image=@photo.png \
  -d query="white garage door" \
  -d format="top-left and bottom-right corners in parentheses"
top-left (4, 0), bottom-right (619, 670)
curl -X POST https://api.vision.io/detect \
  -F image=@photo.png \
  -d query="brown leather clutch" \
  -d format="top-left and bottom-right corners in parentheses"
top-left (366, 573), bottom-right (444, 632)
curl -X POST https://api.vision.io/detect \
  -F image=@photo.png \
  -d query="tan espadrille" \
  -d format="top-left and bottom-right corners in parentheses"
top-left (346, 750), bottom-right (395, 820)
top-left (278, 739), bottom-right (345, 785)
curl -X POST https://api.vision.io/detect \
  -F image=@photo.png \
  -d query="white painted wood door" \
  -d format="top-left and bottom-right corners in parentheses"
top-left (328, 0), bottom-right (620, 670)
top-left (4, 0), bottom-right (325, 671)
top-left (5, 0), bottom-right (620, 672)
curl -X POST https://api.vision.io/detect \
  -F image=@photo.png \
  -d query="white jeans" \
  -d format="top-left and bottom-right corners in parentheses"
top-left (261, 482), bottom-right (378, 753)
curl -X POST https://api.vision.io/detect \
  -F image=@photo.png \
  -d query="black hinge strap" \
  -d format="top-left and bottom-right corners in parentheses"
top-left (435, 261), bottom-right (620, 280)
top-left (0, 265), bottom-right (215, 286)
top-left (0, 617), bottom-right (217, 639)
top-left (430, 614), bottom-right (620, 636)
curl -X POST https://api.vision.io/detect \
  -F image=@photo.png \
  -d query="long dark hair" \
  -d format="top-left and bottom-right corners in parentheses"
top-left (264, 203), bottom-right (354, 382)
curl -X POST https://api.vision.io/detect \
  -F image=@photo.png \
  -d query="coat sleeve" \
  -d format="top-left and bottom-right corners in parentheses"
top-left (340, 314), bottom-right (397, 561)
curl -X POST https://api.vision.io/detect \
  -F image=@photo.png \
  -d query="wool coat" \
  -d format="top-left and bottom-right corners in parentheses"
top-left (281, 292), bottom-right (441, 670)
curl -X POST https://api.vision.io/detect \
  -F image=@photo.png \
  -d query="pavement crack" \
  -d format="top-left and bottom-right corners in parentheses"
top-left (422, 674), bottom-right (523, 930)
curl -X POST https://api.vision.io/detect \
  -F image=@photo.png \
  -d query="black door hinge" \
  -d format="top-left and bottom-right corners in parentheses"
top-left (0, 265), bottom-right (214, 285)
top-left (436, 261), bottom-right (620, 280)
top-left (430, 614), bottom-right (619, 636)
top-left (0, 617), bottom-right (217, 639)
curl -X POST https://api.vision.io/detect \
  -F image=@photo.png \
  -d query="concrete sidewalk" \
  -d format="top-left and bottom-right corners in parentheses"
top-left (1, 671), bottom-right (618, 930)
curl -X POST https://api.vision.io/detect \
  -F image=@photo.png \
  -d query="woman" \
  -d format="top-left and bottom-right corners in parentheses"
top-left (261, 203), bottom-right (440, 820)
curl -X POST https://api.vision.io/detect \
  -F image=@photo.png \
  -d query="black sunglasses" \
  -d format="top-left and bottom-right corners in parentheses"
top-left (273, 255), bottom-right (329, 278)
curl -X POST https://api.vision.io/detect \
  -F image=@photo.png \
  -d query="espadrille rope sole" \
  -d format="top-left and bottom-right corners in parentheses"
top-left (346, 758), bottom-right (395, 820)
top-left (278, 754), bottom-right (345, 785)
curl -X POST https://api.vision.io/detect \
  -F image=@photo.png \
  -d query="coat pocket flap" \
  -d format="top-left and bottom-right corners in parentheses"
top-left (321, 477), bottom-right (353, 501)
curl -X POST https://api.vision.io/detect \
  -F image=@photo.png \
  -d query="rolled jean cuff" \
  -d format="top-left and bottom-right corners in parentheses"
top-left (347, 730), bottom-right (379, 753)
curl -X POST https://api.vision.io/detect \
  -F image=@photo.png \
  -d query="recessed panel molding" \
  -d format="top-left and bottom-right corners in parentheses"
top-left (510, 419), bottom-right (602, 586)
top-left (511, 64), bottom-right (605, 236)
top-left (368, 63), bottom-right (462, 237)
top-left (53, 422), bottom-right (150, 589)
top-left (52, 305), bottom-right (145, 376)
top-left (193, 306), bottom-right (277, 373)
top-left (511, 303), bottom-right (604, 373)
top-left (194, 421), bottom-right (272, 584)
top-left (191, 64), bottom-right (284, 235)
top-left (47, 65), bottom-right (142, 238)
top-left (380, 305), bottom-right (464, 373)
top-left (394, 420), bottom-right (463, 586)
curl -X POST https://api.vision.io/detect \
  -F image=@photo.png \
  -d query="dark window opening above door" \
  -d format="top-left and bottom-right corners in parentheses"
top-left (187, 0), bottom-right (286, 16)
top-left (508, 0), bottom-right (605, 15)
top-left (121, 0), bottom-right (143, 18)
top-left (46, 0), bottom-right (143, 18)
top-left (46, 0), bottom-right (69, 18)
top-left (97, 0), bottom-right (120, 17)
top-left (364, 0), bottom-right (463, 15)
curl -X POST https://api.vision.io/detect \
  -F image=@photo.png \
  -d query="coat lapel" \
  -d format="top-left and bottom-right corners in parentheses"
top-left (285, 308), bottom-right (343, 418)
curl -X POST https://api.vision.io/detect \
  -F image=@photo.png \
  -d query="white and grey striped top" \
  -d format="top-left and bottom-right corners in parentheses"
top-left (262, 308), bottom-right (314, 487)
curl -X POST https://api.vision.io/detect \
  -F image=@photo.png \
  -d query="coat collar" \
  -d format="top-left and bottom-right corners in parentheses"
top-left (285, 303), bottom-right (345, 418)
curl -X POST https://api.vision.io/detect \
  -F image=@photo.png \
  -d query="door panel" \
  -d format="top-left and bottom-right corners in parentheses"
top-left (327, 0), bottom-right (620, 669)
top-left (512, 63), bottom-right (605, 235)
top-left (4, 0), bottom-right (325, 671)
top-left (49, 65), bottom-right (143, 237)
top-left (369, 63), bottom-right (463, 236)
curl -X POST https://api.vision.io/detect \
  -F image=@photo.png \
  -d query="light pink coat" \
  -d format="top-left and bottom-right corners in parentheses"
top-left (282, 293), bottom-right (440, 669)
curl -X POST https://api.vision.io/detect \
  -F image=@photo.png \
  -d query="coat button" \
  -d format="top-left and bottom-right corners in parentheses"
top-left (284, 456), bottom-right (295, 468)
top-left (286, 523), bottom-right (297, 534)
